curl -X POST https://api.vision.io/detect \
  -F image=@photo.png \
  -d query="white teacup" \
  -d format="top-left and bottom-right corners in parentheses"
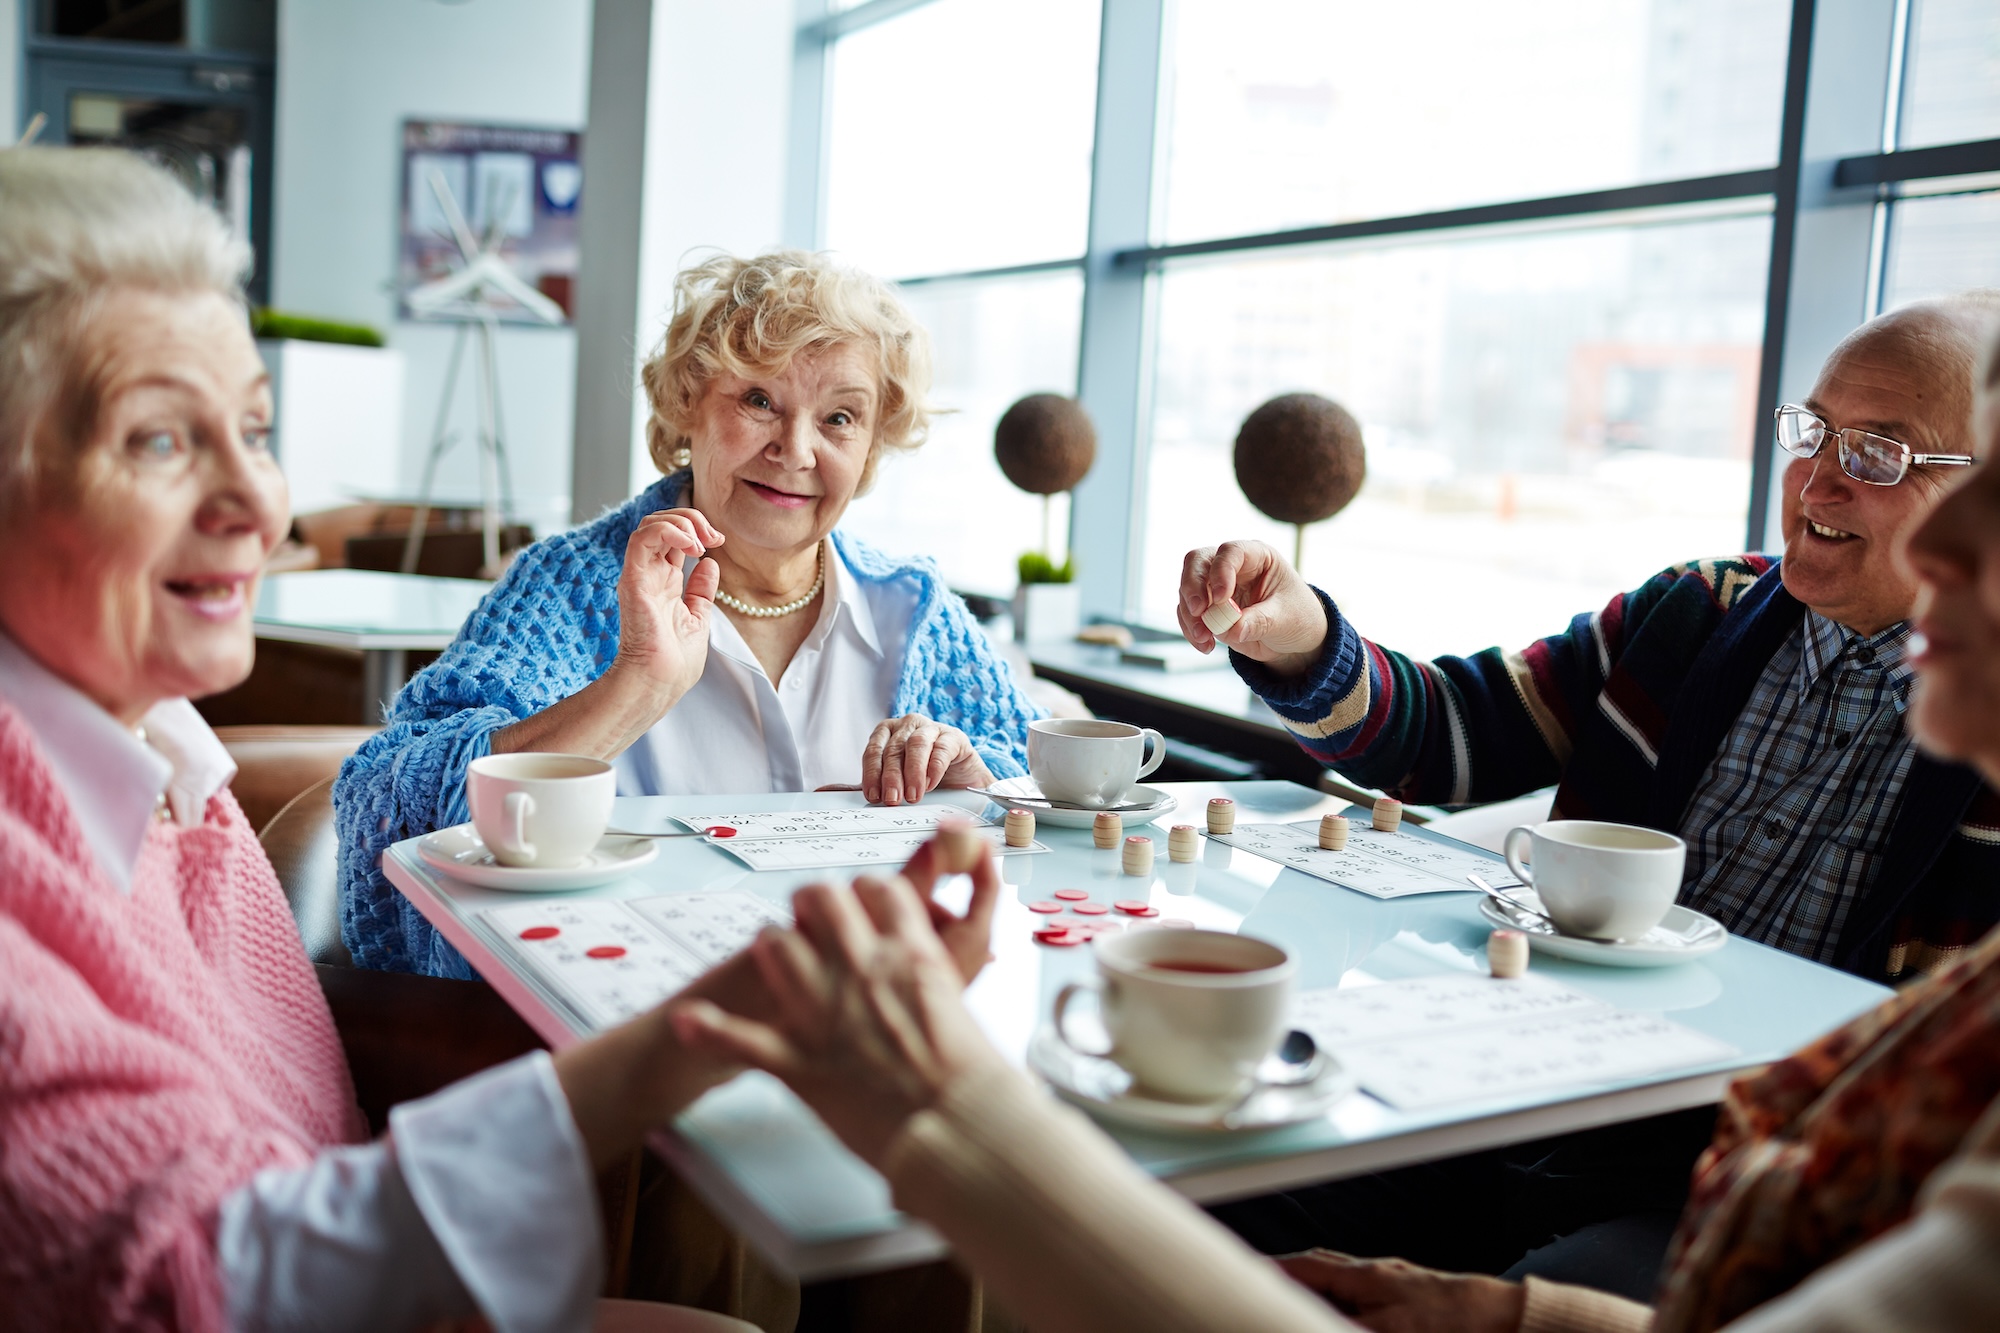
top-left (1502, 819), bottom-right (1686, 941)
top-left (466, 753), bottom-right (615, 869)
top-left (1027, 718), bottom-right (1165, 808)
top-left (1054, 929), bottom-right (1293, 1102)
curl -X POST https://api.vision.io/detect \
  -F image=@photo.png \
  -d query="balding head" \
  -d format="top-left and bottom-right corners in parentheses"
top-left (1820, 292), bottom-right (2000, 456)
top-left (1779, 291), bottom-right (2000, 636)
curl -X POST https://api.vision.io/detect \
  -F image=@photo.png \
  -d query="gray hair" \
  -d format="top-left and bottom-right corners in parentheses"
top-left (0, 146), bottom-right (250, 503)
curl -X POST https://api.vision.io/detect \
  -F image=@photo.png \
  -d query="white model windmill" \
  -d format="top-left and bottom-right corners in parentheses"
top-left (401, 167), bottom-right (562, 577)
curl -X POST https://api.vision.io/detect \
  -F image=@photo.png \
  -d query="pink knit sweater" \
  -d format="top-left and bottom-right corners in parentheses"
top-left (0, 699), bottom-right (365, 1330)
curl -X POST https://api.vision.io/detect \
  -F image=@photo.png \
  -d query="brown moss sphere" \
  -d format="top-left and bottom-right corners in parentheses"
top-left (994, 393), bottom-right (1097, 495)
top-left (1233, 393), bottom-right (1366, 525)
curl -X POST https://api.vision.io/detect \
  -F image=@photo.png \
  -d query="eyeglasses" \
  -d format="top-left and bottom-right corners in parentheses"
top-left (1774, 404), bottom-right (1973, 486)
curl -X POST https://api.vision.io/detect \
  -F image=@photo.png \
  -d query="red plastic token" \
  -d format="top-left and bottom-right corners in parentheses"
top-left (706, 826), bottom-right (737, 838)
top-left (1053, 888), bottom-right (1090, 902)
top-left (1033, 927), bottom-right (1085, 947)
top-left (519, 925), bottom-right (560, 940)
top-left (1113, 900), bottom-right (1151, 914)
top-left (1027, 900), bottom-right (1063, 914)
top-left (1072, 901), bottom-right (1110, 916)
top-left (586, 944), bottom-right (628, 959)
top-left (1133, 906), bottom-right (1161, 918)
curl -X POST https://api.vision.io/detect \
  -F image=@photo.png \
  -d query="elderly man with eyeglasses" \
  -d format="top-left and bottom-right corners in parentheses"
top-left (1180, 291), bottom-right (2000, 986)
top-left (1181, 293), bottom-right (2000, 1294)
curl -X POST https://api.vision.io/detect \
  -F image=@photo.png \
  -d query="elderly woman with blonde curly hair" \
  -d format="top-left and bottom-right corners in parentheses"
top-left (337, 252), bottom-right (1042, 976)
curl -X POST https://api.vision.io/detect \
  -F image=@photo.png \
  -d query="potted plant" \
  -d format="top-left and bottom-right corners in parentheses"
top-left (995, 393), bottom-right (1095, 643)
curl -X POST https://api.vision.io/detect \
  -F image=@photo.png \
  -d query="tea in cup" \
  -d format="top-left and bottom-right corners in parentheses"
top-left (1027, 718), bottom-right (1166, 808)
top-left (466, 753), bottom-right (615, 868)
top-left (1502, 819), bottom-right (1685, 941)
top-left (1053, 928), bottom-right (1293, 1102)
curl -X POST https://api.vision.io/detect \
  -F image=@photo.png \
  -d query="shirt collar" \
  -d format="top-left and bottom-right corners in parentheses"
top-left (822, 540), bottom-right (884, 659)
top-left (1797, 611), bottom-right (1917, 699)
top-left (0, 630), bottom-right (236, 891)
top-left (704, 538), bottom-right (885, 674)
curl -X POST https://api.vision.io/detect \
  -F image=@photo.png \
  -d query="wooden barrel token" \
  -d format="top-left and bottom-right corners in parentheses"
top-left (1488, 929), bottom-right (1529, 979)
top-left (1093, 810), bottom-right (1124, 848)
top-left (1371, 797), bottom-right (1404, 833)
top-left (935, 822), bottom-right (982, 873)
top-left (1004, 808), bottom-right (1036, 847)
top-left (1200, 599), bottom-right (1242, 635)
top-left (1318, 814), bottom-right (1349, 850)
top-left (1121, 835), bottom-right (1154, 876)
top-left (1206, 797), bottom-right (1236, 835)
top-left (1167, 824), bottom-right (1199, 862)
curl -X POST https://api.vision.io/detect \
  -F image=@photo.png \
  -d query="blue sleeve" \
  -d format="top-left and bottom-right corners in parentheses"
top-left (896, 586), bottom-right (1042, 781)
top-left (333, 535), bottom-right (624, 976)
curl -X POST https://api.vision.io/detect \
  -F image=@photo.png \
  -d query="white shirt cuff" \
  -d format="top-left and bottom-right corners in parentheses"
top-left (390, 1050), bottom-right (604, 1333)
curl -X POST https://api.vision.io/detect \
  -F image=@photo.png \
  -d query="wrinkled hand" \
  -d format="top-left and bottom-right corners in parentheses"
top-left (1178, 540), bottom-right (1328, 676)
top-left (862, 714), bottom-right (994, 805)
top-left (614, 508), bottom-right (723, 705)
top-left (670, 860), bottom-right (1009, 1166)
top-left (1276, 1251), bottom-right (1525, 1333)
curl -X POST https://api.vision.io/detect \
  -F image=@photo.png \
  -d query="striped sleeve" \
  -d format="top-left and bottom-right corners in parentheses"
top-left (1232, 584), bottom-right (1633, 805)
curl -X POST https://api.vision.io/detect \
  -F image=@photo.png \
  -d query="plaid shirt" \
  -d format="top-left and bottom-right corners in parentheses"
top-left (1678, 612), bottom-right (1919, 963)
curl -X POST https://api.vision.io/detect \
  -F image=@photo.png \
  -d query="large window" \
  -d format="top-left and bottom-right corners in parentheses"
top-left (1160, 0), bottom-right (1790, 242)
top-left (1142, 214), bottom-right (1771, 657)
top-left (842, 271), bottom-right (1087, 593)
top-left (822, 0), bottom-right (1100, 277)
top-left (796, 0), bottom-right (2000, 649)
top-left (1879, 0), bottom-right (2000, 317)
top-left (816, 0), bottom-right (1100, 592)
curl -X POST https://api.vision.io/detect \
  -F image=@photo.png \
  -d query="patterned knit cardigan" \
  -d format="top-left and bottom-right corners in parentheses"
top-left (1235, 556), bottom-right (2000, 983)
top-left (0, 699), bottom-right (364, 1330)
top-left (336, 472), bottom-right (1044, 978)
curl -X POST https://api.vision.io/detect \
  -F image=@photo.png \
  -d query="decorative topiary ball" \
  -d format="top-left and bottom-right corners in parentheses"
top-left (1233, 393), bottom-right (1366, 525)
top-left (995, 393), bottom-right (1097, 495)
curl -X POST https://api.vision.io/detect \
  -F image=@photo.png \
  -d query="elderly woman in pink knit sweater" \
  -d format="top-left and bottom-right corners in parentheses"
top-left (0, 147), bottom-right (1017, 1333)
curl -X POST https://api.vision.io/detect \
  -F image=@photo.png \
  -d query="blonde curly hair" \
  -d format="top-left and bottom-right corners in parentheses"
top-left (640, 250), bottom-right (934, 492)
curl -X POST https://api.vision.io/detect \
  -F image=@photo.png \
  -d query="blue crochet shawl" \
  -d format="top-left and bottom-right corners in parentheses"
top-left (333, 473), bottom-right (1042, 977)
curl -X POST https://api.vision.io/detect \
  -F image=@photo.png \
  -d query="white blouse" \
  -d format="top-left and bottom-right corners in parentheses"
top-left (617, 540), bottom-right (918, 795)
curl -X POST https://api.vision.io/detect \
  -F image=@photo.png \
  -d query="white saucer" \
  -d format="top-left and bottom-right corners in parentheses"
top-left (980, 776), bottom-right (1178, 829)
top-left (1027, 1026), bottom-right (1356, 1133)
top-left (1478, 892), bottom-right (1727, 967)
top-left (417, 823), bottom-right (659, 890)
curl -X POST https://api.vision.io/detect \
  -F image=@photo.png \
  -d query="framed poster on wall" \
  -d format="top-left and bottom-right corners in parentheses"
top-left (398, 119), bottom-right (582, 325)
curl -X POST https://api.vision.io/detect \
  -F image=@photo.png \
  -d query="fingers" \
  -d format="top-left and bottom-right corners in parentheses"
top-left (867, 715), bottom-right (951, 805)
top-left (1179, 548), bottom-right (1218, 651)
top-left (951, 845), bottom-right (1000, 979)
top-left (669, 998), bottom-right (800, 1076)
top-left (683, 555), bottom-right (720, 608)
top-left (793, 880), bottom-right (882, 977)
top-left (901, 726), bottom-right (937, 802)
top-left (1203, 541), bottom-right (1256, 614)
top-left (854, 873), bottom-right (936, 944)
top-left (860, 720), bottom-right (892, 803)
top-left (653, 505), bottom-right (724, 549)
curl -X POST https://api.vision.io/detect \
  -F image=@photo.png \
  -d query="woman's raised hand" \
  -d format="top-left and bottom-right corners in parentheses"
top-left (669, 866), bottom-right (1009, 1168)
top-left (861, 714), bottom-right (995, 805)
top-left (1178, 540), bottom-right (1329, 677)
top-left (614, 508), bottom-right (724, 705)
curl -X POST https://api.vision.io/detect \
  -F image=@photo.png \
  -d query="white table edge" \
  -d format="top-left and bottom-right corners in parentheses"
top-left (384, 843), bottom-right (1782, 1281)
top-left (253, 623), bottom-right (461, 652)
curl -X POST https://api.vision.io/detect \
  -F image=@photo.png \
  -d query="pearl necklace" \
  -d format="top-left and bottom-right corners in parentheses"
top-left (714, 544), bottom-right (824, 619)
